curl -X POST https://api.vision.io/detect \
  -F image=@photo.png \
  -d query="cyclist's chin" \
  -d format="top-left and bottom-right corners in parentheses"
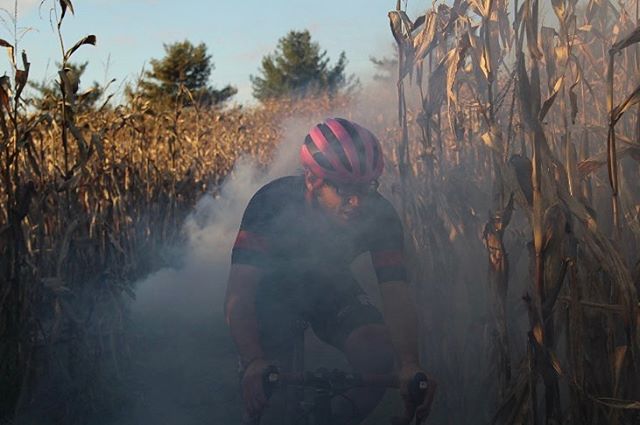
top-left (337, 209), bottom-right (359, 224)
top-left (320, 205), bottom-right (360, 225)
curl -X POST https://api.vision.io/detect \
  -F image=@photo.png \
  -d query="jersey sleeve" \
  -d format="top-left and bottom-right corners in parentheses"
top-left (368, 198), bottom-right (408, 284)
top-left (231, 185), bottom-right (275, 268)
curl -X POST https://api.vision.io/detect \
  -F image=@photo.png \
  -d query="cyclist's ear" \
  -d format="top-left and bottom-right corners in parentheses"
top-left (304, 169), bottom-right (324, 191)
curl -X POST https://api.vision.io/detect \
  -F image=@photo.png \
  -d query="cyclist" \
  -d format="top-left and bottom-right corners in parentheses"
top-left (224, 118), bottom-right (436, 424)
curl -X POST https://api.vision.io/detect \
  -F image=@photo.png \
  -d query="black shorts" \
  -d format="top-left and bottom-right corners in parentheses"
top-left (255, 268), bottom-right (384, 360)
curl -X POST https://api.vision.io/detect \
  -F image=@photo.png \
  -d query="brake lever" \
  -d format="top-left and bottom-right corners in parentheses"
top-left (262, 365), bottom-right (280, 398)
top-left (408, 372), bottom-right (429, 405)
top-left (390, 372), bottom-right (429, 425)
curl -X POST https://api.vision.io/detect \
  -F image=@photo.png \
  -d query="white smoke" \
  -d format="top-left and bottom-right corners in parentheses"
top-left (122, 107), bottom-right (404, 425)
top-left (131, 118), bottom-right (311, 321)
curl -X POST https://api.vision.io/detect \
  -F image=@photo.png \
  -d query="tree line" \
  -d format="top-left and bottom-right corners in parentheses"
top-left (31, 29), bottom-right (352, 110)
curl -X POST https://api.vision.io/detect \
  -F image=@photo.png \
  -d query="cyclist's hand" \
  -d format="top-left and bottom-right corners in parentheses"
top-left (393, 364), bottom-right (437, 425)
top-left (241, 358), bottom-right (271, 417)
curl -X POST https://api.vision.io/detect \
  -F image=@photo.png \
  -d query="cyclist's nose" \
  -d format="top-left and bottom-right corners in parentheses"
top-left (346, 194), bottom-right (361, 208)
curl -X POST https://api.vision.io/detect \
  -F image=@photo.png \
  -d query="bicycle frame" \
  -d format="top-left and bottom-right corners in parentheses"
top-left (261, 368), bottom-right (427, 425)
top-left (242, 318), bottom-right (428, 425)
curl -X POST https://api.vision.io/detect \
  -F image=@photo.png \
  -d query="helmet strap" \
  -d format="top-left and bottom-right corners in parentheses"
top-left (303, 170), bottom-right (323, 206)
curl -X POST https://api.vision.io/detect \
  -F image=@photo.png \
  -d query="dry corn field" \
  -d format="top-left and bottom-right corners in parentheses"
top-left (1, 0), bottom-right (640, 424)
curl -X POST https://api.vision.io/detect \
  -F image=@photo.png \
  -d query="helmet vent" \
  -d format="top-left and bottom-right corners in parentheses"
top-left (335, 118), bottom-right (367, 175)
top-left (304, 135), bottom-right (335, 171)
top-left (318, 123), bottom-right (353, 172)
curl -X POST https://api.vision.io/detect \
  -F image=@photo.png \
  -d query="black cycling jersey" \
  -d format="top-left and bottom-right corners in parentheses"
top-left (231, 175), bottom-right (407, 284)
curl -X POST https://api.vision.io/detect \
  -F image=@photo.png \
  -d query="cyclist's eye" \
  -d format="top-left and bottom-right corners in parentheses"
top-left (335, 181), bottom-right (379, 197)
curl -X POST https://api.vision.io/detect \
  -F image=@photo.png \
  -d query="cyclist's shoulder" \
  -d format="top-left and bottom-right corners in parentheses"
top-left (366, 191), bottom-right (400, 221)
top-left (246, 175), bottom-right (304, 212)
top-left (257, 175), bottom-right (303, 193)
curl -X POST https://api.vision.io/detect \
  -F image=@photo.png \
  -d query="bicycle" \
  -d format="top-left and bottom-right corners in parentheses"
top-left (243, 365), bottom-right (429, 425)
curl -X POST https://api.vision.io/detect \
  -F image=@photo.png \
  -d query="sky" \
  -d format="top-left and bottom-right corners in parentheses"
top-left (0, 0), bottom-right (427, 104)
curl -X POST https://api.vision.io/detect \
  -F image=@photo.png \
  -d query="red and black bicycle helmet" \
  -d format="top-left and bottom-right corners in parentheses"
top-left (300, 118), bottom-right (384, 185)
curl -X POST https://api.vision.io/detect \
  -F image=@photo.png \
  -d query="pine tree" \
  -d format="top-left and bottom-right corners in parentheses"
top-left (130, 40), bottom-right (236, 107)
top-left (251, 30), bottom-right (349, 101)
top-left (30, 62), bottom-right (103, 113)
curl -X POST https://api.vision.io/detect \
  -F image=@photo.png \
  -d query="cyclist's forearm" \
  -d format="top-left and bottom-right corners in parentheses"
top-left (380, 281), bottom-right (420, 366)
top-left (227, 297), bottom-right (264, 363)
top-left (225, 264), bottom-right (265, 363)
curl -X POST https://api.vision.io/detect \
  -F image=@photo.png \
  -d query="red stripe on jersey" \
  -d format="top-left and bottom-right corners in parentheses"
top-left (371, 251), bottom-right (404, 268)
top-left (233, 230), bottom-right (269, 252)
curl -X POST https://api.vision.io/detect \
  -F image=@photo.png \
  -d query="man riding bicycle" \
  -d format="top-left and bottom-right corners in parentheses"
top-left (224, 118), bottom-right (435, 424)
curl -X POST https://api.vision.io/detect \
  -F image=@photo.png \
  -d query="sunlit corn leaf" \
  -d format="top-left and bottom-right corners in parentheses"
top-left (388, 11), bottom-right (414, 80)
top-left (64, 34), bottom-right (96, 62)
top-left (388, 10), bottom-right (413, 42)
top-left (524, 0), bottom-right (544, 59)
top-left (481, 124), bottom-right (504, 153)
top-left (539, 75), bottom-right (565, 121)
top-left (0, 75), bottom-right (10, 111)
top-left (422, 48), bottom-right (457, 115)
top-left (0, 38), bottom-right (14, 66)
top-left (533, 323), bottom-right (544, 344)
top-left (554, 44), bottom-right (569, 67)
top-left (388, 11), bottom-right (404, 46)
top-left (446, 35), bottom-right (470, 106)
top-left (611, 24), bottom-right (640, 53)
top-left (468, 0), bottom-right (491, 18)
top-left (413, 11), bottom-right (438, 61)
top-left (611, 83), bottom-right (640, 125)
top-left (551, 0), bottom-right (566, 23)
top-left (479, 44), bottom-right (492, 80)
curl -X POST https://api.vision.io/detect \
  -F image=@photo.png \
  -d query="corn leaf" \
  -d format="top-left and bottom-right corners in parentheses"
top-left (611, 24), bottom-right (640, 53)
top-left (539, 76), bottom-right (565, 121)
top-left (59, 0), bottom-right (75, 22)
top-left (64, 34), bottom-right (97, 61)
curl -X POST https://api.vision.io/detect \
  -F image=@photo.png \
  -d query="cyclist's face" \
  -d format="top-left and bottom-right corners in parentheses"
top-left (313, 180), bottom-right (378, 224)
